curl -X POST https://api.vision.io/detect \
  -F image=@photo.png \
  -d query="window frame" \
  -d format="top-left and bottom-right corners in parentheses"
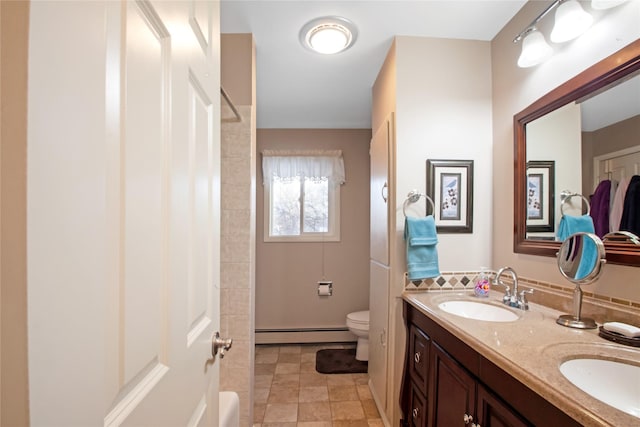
top-left (263, 174), bottom-right (341, 243)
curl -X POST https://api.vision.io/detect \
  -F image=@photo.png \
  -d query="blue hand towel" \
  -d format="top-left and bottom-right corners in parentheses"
top-left (557, 214), bottom-right (595, 241)
top-left (404, 216), bottom-right (440, 280)
top-left (575, 236), bottom-right (598, 280)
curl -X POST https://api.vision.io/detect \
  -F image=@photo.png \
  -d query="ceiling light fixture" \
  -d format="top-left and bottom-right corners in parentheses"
top-left (300, 16), bottom-right (357, 55)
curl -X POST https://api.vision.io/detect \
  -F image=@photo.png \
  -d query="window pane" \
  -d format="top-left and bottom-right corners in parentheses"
top-left (271, 177), bottom-right (300, 236)
top-left (303, 177), bottom-right (328, 233)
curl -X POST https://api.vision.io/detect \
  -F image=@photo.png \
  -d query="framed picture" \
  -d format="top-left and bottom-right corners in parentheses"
top-left (526, 160), bottom-right (555, 233)
top-left (426, 159), bottom-right (473, 233)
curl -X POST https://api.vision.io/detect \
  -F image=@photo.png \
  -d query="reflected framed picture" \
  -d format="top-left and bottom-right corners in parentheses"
top-left (526, 160), bottom-right (555, 233)
top-left (426, 159), bottom-right (473, 233)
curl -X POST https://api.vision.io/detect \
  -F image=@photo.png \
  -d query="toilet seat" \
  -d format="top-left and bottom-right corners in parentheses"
top-left (347, 310), bottom-right (369, 326)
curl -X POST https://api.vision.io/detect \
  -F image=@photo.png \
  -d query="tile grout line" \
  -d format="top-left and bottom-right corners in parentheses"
top-left (253, 344), bottom-right (383, 427)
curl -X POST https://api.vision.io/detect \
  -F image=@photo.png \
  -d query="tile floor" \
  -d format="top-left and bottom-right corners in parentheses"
top-left (253, 343), bottom-right (383, 427)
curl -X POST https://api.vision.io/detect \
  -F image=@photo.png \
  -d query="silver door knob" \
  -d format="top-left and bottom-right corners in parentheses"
top-left (211, 331), bottom-right (233, 358)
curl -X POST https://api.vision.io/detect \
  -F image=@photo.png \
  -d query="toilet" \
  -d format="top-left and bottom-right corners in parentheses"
top-left (346, 310), bottom-right (370, 361)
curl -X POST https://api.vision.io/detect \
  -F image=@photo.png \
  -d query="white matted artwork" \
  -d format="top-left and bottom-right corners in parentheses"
top-left (526, 160), bottom-right (555, 233)
top-left (427, 159), bottom-right (473, 233)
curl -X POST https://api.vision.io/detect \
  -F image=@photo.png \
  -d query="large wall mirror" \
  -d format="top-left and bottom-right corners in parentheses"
top-left (514, 39), bottom-right (640, 266)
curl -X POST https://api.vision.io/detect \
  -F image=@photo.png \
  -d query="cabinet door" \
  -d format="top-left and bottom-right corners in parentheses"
top-left (430, 343), bottom-right (476, 427)
top-left (368, 261), bottom-right (389, 408)
top-left (370, 115), bottom-right (391, 264)
top-left (477, 384), bottom-right (532, 427)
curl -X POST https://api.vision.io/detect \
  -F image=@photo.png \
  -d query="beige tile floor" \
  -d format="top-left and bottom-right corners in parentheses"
top-left (253, 344), bottom-right (383, 427)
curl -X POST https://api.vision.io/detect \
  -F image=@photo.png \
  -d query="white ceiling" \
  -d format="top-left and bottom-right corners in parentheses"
top-left (580, 71), bottom-right (640, 132)
top-left (221, 0), bottom-right (527, 129)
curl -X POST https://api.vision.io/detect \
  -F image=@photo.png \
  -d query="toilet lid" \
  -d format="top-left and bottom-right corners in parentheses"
top-left (347, 310), bottom-right (369, 324)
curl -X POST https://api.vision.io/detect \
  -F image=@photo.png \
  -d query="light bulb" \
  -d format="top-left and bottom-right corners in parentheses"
top-left (550, 0), bottom-right (593, 43)
top-left (518, 30), bottom-right (553, 68)
top-left (309, 25), bottom-right (350, 54)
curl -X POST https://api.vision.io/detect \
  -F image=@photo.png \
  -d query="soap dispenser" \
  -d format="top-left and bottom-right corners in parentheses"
top-left (474, 267), bottom-right (491, 298)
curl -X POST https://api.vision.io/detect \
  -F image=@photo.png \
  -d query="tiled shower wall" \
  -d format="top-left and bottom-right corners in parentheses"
top-left (220, 105), bottom-right (255, 427)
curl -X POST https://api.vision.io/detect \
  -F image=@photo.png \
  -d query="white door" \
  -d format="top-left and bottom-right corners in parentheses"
top-left (27, 1), bottom-right (222, 426)
top-left (595, 146), bottom-right (640, 185)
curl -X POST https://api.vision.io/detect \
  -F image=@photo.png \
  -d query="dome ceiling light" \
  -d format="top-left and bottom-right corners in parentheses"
top-left (300, 16), bottom-right (357, 55)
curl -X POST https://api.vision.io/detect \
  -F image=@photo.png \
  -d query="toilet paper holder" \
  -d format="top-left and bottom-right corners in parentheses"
top-left (318, 281), bottom-right (333, 296)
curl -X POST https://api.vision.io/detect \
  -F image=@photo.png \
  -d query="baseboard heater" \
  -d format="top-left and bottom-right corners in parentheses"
top-left (255, 327), bottom-right (354, 345)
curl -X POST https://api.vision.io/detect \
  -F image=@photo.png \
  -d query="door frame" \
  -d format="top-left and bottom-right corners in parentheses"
top-left (593, 144), bottom-right (640, 187)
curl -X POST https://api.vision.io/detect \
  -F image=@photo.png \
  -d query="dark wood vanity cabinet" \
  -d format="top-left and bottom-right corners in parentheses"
top-left (400, 301), bottom-right (582, 427)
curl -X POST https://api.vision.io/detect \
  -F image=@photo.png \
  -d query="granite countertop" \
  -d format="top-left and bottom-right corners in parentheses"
top-left (402, 290), bottom-right (640, 427)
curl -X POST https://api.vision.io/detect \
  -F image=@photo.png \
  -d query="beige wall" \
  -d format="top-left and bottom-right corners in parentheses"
top-left (220, 34), bottom-right (256, 427)
top-left (527, 102), bottom-right (582, 234)
top-left (221, 34), bottom-right (254, 106)
top-left (372, 41), bottom-right (397, 133)
top-left (394, 36), bottom-right (494, 273)
top-left (0, 1), bottom-right (30, 425)
top-left (582, 114), bottom-right (640, 194)
top-left (255, 129), bottom-right (371, 335)
top-left (491, 0), bottom-right (640, 302)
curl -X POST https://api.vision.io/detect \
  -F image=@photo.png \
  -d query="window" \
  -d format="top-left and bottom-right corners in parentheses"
top-left (262, 150), bottom-right (344, 242)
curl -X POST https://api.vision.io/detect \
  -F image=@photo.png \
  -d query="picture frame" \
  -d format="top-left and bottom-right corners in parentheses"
top-left (426, 159), bottom-right (473, 233)
top-left (526, 160), bottom-right (555, 233)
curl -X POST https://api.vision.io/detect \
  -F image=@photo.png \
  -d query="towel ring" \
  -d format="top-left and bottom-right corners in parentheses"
top-left (402, 190), bottom-right (435, 217)
top-left (560, 192), bottom-right (591, 216)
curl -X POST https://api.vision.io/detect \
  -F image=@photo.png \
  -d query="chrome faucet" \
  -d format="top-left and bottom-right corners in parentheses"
top-left (493, 266), bottom-right (533, 310)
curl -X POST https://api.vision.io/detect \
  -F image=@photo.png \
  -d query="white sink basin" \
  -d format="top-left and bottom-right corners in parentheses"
top-left (437, 300), bottom-right (519, 322)
top-left (560, 358), bottom-right (640, 418)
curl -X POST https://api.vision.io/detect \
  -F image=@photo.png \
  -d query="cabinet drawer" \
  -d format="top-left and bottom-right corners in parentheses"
top-left (409, 324), bottom-right (430, 390)
top-left (408, 382), bottom-right (427, 427)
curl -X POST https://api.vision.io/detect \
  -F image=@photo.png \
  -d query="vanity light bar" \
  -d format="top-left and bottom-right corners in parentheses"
top-left (513, 0), bottom-right (561, 44)
top-left (513, 0), bottom-right (628, 68)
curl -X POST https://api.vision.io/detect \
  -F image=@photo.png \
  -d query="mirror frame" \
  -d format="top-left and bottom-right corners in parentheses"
top-left (514, 39), bottom-right (640, 266)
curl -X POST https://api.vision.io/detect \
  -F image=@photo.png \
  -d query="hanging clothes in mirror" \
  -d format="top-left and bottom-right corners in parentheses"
top-left (620, 175), bottom-right (640, 237)
top-left (589, 179), bottom-right (611, 238)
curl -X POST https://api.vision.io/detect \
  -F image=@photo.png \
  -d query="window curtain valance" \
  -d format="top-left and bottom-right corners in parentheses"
top-left (261, 149), bottom-right (345, 186)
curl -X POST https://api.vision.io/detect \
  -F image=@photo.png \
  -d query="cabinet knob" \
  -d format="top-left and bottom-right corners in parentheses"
top-left (414, 351), bottom-right (421, 364)
top-left (381, 182), bottom-right (388, 203)
top-left (463, 414), bottom-right (473, 424)
top-left (412, 408), bottom-right (419, 419)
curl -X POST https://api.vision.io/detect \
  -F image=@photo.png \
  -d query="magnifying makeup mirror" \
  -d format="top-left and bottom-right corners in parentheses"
top-left (556, 232), bottom-right (606, 329)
